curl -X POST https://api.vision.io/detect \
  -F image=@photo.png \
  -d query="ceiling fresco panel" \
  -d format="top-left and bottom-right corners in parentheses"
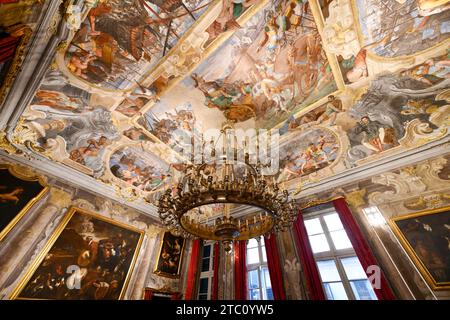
top-left (64, 0), bottom-right (213, 90)
top-left (355, 0), bottom-right (450, 58)
top-left (138, 0), bottom-right (339, 151)
top-left (5, 0), bottom-right (450, 204)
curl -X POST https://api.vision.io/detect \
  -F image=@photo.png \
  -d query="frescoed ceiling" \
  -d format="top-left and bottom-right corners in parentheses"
top-left (1, 0), bottom-right (449, 214)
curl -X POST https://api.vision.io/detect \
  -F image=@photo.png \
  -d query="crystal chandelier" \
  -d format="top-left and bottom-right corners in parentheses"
top-left (157, 124), bottom-right (298, 252)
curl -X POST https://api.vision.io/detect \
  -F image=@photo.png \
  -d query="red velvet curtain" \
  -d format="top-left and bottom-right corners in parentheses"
top-left (234, 240), bottom-right (247, 300)
top-left (0, 34), bottom-right (19, 64)
top-left (0, 0), bottom-right (20, 3)
top-left (212, 242), bottom-right (220, 300)
top-left (143, 289), bottom-right (153, 300)
top-left (171, 293), bottom-right (182, 300)
top-left (333, 198), bottom-right (396, 300)
top-left (264, 233), bottom-right (286, 300)
top-left (293, 212), bottom-right (326, 300)
top-left (184, 239), bottom-right (201, 300)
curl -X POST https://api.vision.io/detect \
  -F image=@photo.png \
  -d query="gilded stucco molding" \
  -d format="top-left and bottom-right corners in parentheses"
top-left (368, 157), bottom-right (449, 206)
top-left (345, 188), bottom-right (367, 209)
top-left (0, 131), bottom-right (19, 155)
top-left (47, 187), bottom-right (73, 210)
top-left (403, 193), bottom-right (450, 211)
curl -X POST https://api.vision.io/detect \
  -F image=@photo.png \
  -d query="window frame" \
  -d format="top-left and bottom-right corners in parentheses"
top-left (246, 236), bottom-right (272, 300)
top-left (304, 208), bottom-right (377, 300)
top-left (197, 241), bottom-right (215, 300)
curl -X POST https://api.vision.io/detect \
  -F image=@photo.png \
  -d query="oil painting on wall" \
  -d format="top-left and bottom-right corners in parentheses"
top-left (154, 231), bottom-right (185, 278)
top-left (390, 206), bottom-right (450, 290)
top-left (12, 207), bottom-right (144, 300)
top-left (0, 168), bottom-right (47, 241)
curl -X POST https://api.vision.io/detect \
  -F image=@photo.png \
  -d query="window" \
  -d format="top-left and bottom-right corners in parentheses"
top-left (197, 242), bottom-right (214, 300)
top-left (304, 211), bottom-right (377, 300)
top-left (363, 206), bottom-right (386, 226)
top-left (246, 237), bottom-right (273, 300)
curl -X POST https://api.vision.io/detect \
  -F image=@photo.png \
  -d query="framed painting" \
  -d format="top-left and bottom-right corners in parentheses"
top-left (10, 207), bottom-right (144, 300)
top-left (389, 206), bottom-right (450, 290)
top-left (0, 165), bottom-right (48, 242)
top-left (154, 231), bottom-right (186, 278)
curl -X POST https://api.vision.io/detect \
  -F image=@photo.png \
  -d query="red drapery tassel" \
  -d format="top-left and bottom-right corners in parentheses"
top-left (264, 233), bottom-right (286, 300)
top-left (212, 242), bottom-right (220, 300)
top-left (184, 239), bottom-right (201, 300)
top-left (234, 240), bottom-right (247, 300)
top-left (333, 198), bottom-right (396, 300)
top-left (293, 212), bottom-right (326, 300)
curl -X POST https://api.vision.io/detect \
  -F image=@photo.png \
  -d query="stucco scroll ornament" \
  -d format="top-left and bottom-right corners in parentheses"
top-left (414, 157), bottom-right (448, 187)
top-left (398, 88), bottom-right (450, 148)
top-left (162, 35), bottom-right (208, 79)
top-left (65, 3), bottom-right (84, 31)
top-left (283, 257), bottom-right (302, 299)
top-left (368, 169), bottom-right (427, 206)
top-left (0, 131), bottom-right (18, 154)
top-left (11, 118), bottom-right (52, 157)
top-left (321, 0), bottom-right (360, 59)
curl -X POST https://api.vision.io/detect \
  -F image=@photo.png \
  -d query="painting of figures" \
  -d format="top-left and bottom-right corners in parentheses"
top-left (279, 94), bottom-right (344, 135)
top-left (12, 207), bottom-right (144, 300)
top-left (0, 168), bottom-right (47, 241)
top-left (390, 207), bottom-right (450, 290)
top-left (346, 52), bottom-right (450, 164)
top-left (154, 231), bottom-right (185, 278)
top-left (356, 0), bottom-right (450, 57)
top-left (278, 127), bottom-right (339, 181)
top-left (65, 0), bottom-right (212, 90)
top-left (140, 102), bottom-right (199, 153)
top-left (115, 85), bottom-right (157, 117)
top-left (22, 70), bottom-right (120, 176)
top-left (140, 0), bottom-right (336, 136)
top-left (187, 0), bottom-right (337, 128)
top-left (109, 147), bottom-right (171, 193)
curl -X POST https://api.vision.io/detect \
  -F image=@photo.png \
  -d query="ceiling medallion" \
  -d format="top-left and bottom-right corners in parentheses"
top-left (157, 123), bottom-right (298, 252)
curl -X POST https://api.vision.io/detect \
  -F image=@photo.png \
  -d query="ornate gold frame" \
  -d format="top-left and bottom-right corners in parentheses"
top-left (10, 206), bottom-right (145, 300)
top-left (389, 206), bottom-right (450, 291)
top-left (0, 26), bottom-right (32, 106)
top-left (153, 231), bottom-right (186, 279)
top-left (0, 163), bottom-right (48, 242)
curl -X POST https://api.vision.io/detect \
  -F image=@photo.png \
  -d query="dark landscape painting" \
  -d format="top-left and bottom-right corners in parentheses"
top-left (391, 207), bottom-right (450, 289)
